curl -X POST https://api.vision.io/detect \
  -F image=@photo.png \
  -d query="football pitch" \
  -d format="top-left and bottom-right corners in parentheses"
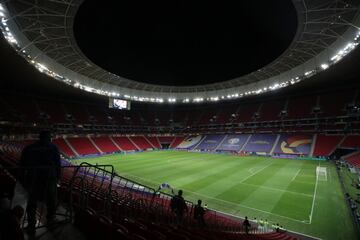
top-left (74, 151), bottom-right (357, 240)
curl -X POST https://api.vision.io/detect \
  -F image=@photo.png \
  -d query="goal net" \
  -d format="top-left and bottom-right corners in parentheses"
top-left (316, 166), bottom-right (327, 181)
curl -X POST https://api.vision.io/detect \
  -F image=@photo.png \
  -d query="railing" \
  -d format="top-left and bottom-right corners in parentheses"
top-left (0, 162), bottom-right (247, 232)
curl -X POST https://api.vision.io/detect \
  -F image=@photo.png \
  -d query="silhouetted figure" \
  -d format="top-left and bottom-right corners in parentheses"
top-left (20, 131), bottom-right (61, 236)
top-left (243, 216), bottom-right (251, 234)
top-left (170, 190), bottom-right (188, 225)
top-left (193, 199), bottom-right (206, 227)
top-left (0, 205), bottom-right (25, 240)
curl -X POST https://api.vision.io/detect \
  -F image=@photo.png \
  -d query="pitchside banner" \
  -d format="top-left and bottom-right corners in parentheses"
top-left (242, 134), bottom-right (277, 153)
top-left (177, 135), bottom-right (203, 149)
top-left (195, 135), bottom-right (225, 151)
top-left (217, 134), bottom-right (249, 151)
top-left (274, 135), bottom-right (312, 155)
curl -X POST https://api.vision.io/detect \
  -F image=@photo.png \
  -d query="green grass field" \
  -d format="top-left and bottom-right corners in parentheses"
top-left (73, 151), bottom-right (358, 240)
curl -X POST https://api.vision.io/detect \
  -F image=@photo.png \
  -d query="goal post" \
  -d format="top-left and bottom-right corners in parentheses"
top-left (316, 166), bottom-right (327, 181)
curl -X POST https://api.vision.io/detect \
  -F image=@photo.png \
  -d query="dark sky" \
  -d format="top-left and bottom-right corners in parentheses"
top-left (74, 0), bottom-right (297, 86)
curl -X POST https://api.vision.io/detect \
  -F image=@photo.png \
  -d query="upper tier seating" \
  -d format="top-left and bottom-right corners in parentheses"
top-left (258, 99), bottom-right (285, 121)
top-left (37, 100), bottom-right (67, 123)
top-left (340, 135), bottom-right (360, 149)
top-left (286, 95), bottom-right (316, 119)
top-left (318, 90), bottom-right (355, 117)
top-left (87, 105), bottom-right (110, 125)
top-left (235, 103), bottom-right (260, 122)
top-left (65, 102), bottom-right (90, 124)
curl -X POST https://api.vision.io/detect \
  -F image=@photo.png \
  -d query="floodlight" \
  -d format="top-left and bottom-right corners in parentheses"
top-left (320, 64), bottom-right (329, 70)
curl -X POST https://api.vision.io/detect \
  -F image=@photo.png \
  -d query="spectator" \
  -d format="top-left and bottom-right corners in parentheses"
top-left (20, 131), bottom-right (61, 236)
top-left (274, 223), bottom-right (280, 232)
top-left (242, 216), bottom-right (251, 234)
top-left (193, 199), bottom-right (206, 227)
top-left (0, 205), bottom-right (25, 240)
top-left (170, 190), bottom-right (188, 225)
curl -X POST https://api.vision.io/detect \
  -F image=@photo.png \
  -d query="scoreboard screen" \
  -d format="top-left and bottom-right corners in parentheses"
top-left (109, 98), bottom-right (131, 110)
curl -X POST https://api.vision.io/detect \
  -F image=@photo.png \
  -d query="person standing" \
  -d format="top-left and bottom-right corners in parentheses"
top-left (242, 216), bottom-right (251, 234)
top-left (170, 190), bottom-right (188, 225)
top-left (193, 199), bottom-right (206, 227)
top-left (20, 131), bottom-right (61, 236)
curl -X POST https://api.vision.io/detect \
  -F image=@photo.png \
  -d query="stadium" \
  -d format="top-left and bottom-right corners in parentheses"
top-left (0, 0), bottom-right (360, 240)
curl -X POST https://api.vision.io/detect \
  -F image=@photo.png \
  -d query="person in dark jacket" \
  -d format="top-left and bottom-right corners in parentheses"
top-left (243, 216), bottom-right (251, 234)
top-left (170, 190), bottom-right (188, 225)
top-left (193, 199), bottom-right (206, 227)
top-left (20, 131), bottom-right (61, 236)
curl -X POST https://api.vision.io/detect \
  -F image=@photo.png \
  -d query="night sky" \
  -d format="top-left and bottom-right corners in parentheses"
top-left (74, 0), bottom-right (297, 86)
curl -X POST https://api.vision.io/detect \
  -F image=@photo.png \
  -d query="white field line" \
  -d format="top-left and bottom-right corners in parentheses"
top-left (125, 167), bottom-right (312, 198)
top-left (309, 163), bottom-right (320, 224)
top-left (124, 162), bottom-right (310, 224)
top-left (120, 159), bottom-right (313, 225)
top-left (213, 209), bottom-right (323, 240)
top-left (239, 161), bottom-right (274, 183)
top-left (291, 169), bottom-right (301, 182)
top-left (239, 182), bottom-right (312, 198)
top-left (184, 189), bottom-right (310, 224)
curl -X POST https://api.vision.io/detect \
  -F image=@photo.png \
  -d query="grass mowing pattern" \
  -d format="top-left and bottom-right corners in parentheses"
top-left (74, 151), bottom-right (357, 240)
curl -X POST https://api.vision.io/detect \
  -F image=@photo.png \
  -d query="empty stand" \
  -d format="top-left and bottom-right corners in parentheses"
top-left (217, 134), bottom-right (250, 152)
top-left (112, 137), bottom-right (138, 151)
top-left (236, 103), bottom-right (260, 122)
top-left (130, 136), bottom-right (153, 150)
top-left (195, 135), bottom-right (225, 151)
top-left (242, 134), bottom-right (278, 153)
top-left (67, 137), bottom-right (100, 155)
top-left (313, 134), bottom-right (344, 157)
top-left (318, 90), bottom-right (354, 117)
top-left (158, 136), bottom-right (174, 143)
top-left (258, 99), bottom-right (285, 121)
top-left (170, 136), bottom-right (185, 148)
top-left (3, 96), bottom-right (40, 123)
top-left (53, 138), bottom-right (77, 157)
top-left (87, 106), bottom-right (110, 125)
top-left (64, 102), bottom-right (90, 124)
top-left (37, 99), bottom-right (67, 123)
top-left (286, 95), bottom-right (316, 119)
top-left (340, 135), bottom-right (360, 149)
top-left (146, 137), bottom-right (161, 148)
top-left (214, 106), bottom-right (235, 124)
top-left (91, 136), bottom-right (120, 153)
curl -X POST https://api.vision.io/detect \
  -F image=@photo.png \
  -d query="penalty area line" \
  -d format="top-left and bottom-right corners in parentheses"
top-left (291, 169), bottom-right (301, 182)
top-left (309, 163), bottom-right (320, 224)
top-left (240, 162), bottom-right (274, 183)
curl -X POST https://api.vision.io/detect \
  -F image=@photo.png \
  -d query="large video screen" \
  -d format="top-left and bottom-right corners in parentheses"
top-left (109, 98), bottom-right (131, 110)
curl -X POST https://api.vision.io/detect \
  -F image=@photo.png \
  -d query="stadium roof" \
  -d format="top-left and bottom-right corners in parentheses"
top-left (1, 0), bottom-right (360, 103)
